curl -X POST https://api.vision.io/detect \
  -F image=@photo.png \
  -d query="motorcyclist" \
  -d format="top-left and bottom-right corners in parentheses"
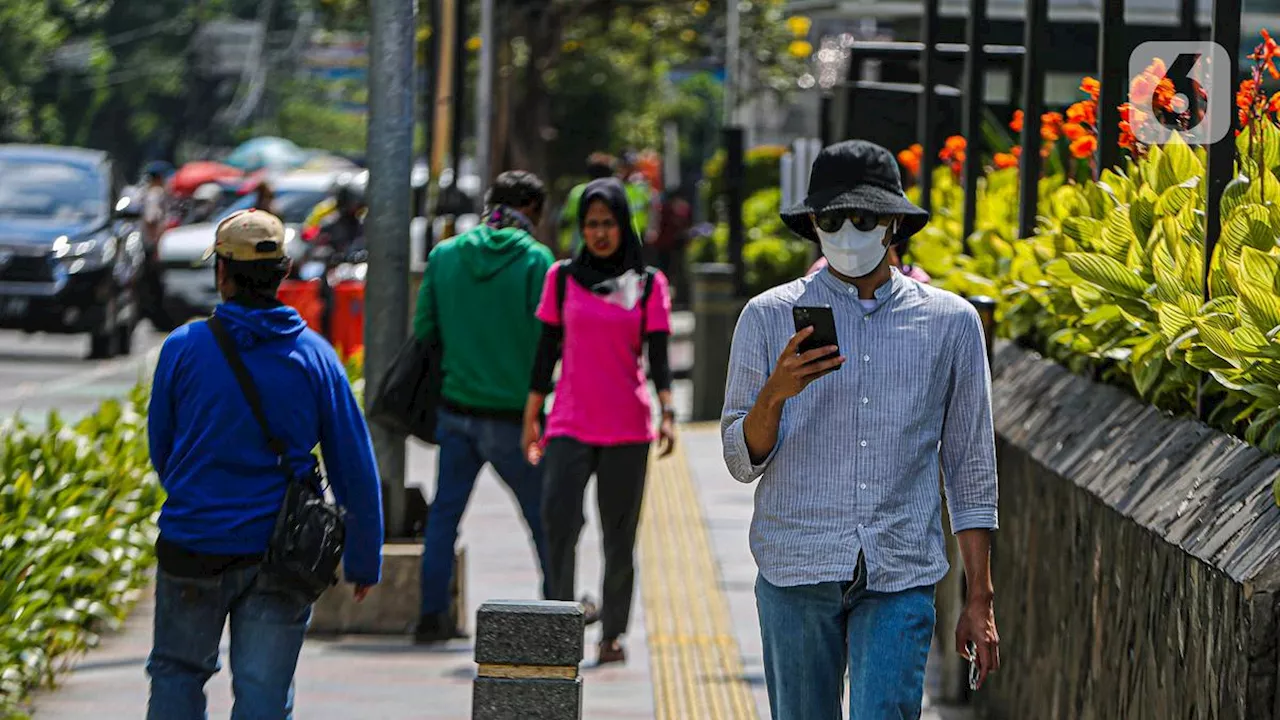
top-left (316, 183), bottom-right (366, 259)
top-left (184, 183), bottom-right (223, 225)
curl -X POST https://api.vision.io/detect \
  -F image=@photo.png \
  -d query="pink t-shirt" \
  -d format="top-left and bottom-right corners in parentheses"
top-left (536, 266), bottom-right (673, 446)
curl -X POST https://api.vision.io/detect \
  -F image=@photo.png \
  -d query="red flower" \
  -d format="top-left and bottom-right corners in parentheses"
top-left (1041, 112), bottom-right (1064, 142)
top-left (1069, 135), bottom-right (1098, 159)
top-left (1009, 110), bottom-right (1024, 133)
top-left (1079, 77), bottom-right (1100, 102)
top-left (1062, 122), bottom-right (1090, 141)
top-left (993, 152), bottom-right (1018, 169)
top-left (1066, 100), bottom-right (1096, 126)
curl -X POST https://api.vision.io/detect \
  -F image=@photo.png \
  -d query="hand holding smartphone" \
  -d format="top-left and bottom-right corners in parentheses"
top-left (792, 305), bottom-right (840, 364)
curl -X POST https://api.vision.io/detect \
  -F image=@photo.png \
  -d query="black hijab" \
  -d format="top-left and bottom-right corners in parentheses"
top-left (568, 178), bottom-right (645, 292)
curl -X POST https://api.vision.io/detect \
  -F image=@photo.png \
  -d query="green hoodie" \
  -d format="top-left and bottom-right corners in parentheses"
top-left (414, 224), bottom-right (554, 414)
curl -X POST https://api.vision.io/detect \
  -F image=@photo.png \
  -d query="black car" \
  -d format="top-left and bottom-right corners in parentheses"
top-left (0, 146), bottom-right (146, 358)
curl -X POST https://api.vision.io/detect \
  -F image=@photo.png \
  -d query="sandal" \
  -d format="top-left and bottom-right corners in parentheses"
top-left (597, 638), bottom-right (626, 665)
top-left (579, 595), bottom-right (601, 626)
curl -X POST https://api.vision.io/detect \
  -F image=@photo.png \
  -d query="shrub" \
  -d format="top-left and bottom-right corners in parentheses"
top-left (0, 388), bottom-right (162, 717)
top-left (687, 187), bottom-right (813, 295)
top-left (701, 144), bottom-right (788, 222)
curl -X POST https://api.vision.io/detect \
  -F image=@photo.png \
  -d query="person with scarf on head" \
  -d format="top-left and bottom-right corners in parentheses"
top-left (522, 177), bottom-right (676, 665)
top-left (410, 170), bottom-right (555, 644)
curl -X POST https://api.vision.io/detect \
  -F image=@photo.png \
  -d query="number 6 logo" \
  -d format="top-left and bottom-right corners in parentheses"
top-left (1129, 41), bottom-right (1231, 146)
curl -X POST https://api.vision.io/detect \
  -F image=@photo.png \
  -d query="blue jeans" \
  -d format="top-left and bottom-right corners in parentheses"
top-left (755, 558), bottom-right (936, 720)
top-left (420, 408), bottom-right (550, 615)
top-left (146, 565), bottom-right (312, 720)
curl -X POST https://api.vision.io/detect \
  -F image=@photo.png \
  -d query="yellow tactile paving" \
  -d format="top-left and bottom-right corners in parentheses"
top-left (639, 440), bottom-right (759, 720)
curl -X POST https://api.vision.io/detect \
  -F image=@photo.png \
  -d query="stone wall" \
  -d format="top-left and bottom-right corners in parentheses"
top-left (980, 342), bottom-right (1280, 720)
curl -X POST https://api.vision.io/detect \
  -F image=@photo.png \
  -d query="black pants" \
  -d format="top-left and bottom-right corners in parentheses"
top-left (541, 437), bottom-right (650, 641)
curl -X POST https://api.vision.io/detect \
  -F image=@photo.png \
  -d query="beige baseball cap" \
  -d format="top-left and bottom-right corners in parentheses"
top-left (202, 208), bottom-right (286, 262)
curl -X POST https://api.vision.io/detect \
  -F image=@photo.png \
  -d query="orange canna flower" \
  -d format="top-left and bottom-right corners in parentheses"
top-left (1069, 135), bottom-right (1098, 159)
top-left (897, 148), bottom-right (921, 177)
top-left (1271, 92), bottom-right (1280, 113)
top-left (1010, 109), bottom-right (1024, 133)
top-left (1011, 145), bottom-right (1022, 158)
top-left (1041, 112), bottom-right (1064, 142)
top-left (1154, 78), bottom-right (1176, 111)
top-left (993, 152), bottom-right (1018, 169)
top-left (1238, 78), bottom-right (1258, 110)
top-left (938, 135), bottom-right (967, 163)
top-left (1066, 100), bottom-right (1096, 126)
top-left (1062, 122), bottom-right (1089, 141)
top-left (1131, 73), bottom-right (1157, 104)
top-left (1080, 77), bottom-right (1100, 101)
top-left (1250, 29), bottom-right (1280, 79)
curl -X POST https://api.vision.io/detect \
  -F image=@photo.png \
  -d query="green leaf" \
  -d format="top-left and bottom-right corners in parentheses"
top-left (1155, 132), bottom-right (1201, 192)
top-left (1133, 352), bottom-right (1165, 398)
top-left (1061, 217), bottom-right (1103, 249)
top-left (1238, 120), bottom-right (1280, 173)
top-left (1238, 278), bottom-right (1280, 334)
top-left (1222, 174), bottom-right (1252, 220)
top-left (1155, 175), bottom-right (1200, 217)
top-left (1064, 252), bottom-right (1149, 298)
top-left (1196, 318), bottom-right (1245, 366)
top-left (1100, 207), bottom-right (1139, 262)
top-left (1156, 303), bottom-right (1193, 342)
top-left (1240, 246), bottom-right (1280, 290)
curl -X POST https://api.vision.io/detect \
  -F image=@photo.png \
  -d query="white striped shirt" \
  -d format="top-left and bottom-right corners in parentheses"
top-left (721, 268), bottom-right (999, 592)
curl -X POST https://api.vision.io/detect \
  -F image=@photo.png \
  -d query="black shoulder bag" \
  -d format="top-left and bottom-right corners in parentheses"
top-left (207, 316), bottom-right (347, 603)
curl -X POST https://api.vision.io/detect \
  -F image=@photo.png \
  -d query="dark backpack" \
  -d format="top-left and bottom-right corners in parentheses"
top-left (554, 260), bottom-right (655, 351)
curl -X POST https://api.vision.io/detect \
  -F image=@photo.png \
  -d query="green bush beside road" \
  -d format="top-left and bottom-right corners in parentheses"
top-left (0, 388), bottom-right (162, 719)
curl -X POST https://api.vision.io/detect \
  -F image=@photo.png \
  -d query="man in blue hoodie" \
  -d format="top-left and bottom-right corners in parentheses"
top-left (146, 208), bottom-right (384, 719)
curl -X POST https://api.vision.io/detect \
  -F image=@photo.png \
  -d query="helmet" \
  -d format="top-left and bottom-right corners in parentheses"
top-left (193, 183), bottom-right (222, 202)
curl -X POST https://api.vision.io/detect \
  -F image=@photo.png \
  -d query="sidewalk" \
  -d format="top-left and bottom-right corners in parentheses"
top-left (28, 424), bottom-right (972, 719)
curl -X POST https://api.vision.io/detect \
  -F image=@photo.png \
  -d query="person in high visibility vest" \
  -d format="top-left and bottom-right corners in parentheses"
top-left (558, 152), bottom-right (617, 256)
top-left (617, 151), bottom-right (656, 243)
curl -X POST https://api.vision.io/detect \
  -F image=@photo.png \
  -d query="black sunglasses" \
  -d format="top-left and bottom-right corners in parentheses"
top-left (812, 209), bottom-right (893, 234)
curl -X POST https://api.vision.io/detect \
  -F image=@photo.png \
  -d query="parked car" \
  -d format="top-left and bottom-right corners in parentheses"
top-left (0, 145), bottom-right (146, 358)
top-left (152, 170), bottom-right (351, 327)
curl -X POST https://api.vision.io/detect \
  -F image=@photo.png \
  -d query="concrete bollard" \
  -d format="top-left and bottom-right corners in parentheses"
top-left (472, 600), bottom-right (584, 720)
top-left (691, 263), bottom-right (747, 422)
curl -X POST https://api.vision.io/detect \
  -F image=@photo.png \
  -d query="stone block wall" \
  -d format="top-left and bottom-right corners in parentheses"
top-left (980, 342), bottom-right (1280, 719)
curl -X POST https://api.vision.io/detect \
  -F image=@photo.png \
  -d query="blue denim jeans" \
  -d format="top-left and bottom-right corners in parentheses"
top-left (146, 564), bottom-right (312, 720)
top-left (755, 557), bottom-right (936, 720)
top-left (420, 408), bottom-right (550, 616)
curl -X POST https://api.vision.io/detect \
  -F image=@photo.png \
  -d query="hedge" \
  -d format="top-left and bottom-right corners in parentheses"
top-left (906, 40), bottom-right (1280, 492)
top-left (1, 389), bottom-right (162, 718)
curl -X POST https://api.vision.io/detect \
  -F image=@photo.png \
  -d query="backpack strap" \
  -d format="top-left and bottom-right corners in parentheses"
top-left (555, 260), bottom-right (569, 323)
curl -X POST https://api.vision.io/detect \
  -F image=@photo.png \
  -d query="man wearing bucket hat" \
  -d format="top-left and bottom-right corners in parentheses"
top-left (720, 140), bottom-right (999, 717)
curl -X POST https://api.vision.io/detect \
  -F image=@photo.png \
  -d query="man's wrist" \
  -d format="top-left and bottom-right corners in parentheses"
top-left (965, 586), bottom-right (995, 605)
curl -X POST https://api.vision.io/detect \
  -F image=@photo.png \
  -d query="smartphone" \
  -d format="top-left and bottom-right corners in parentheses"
top-left (792, 305), bottom-right (840, 359)
top-left (967, 641), bottom-right (980, 691)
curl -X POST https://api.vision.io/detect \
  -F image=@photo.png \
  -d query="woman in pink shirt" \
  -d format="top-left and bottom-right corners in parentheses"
top-left (522, 178), bottom-right (675, 665)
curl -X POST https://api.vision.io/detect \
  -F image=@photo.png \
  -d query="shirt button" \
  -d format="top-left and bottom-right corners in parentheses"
top-left (858, 523), bottom-right (865, 528)
top-left (861, 397), bottom-right (869, 404)
top-left (863, 315), bottom-right (869, 321)
top-left (863, 355), bottom-right (870, 362)
top-left (860, 483), bottom-right (867, 490)
top-left (859, 440), bottom-right (868, 447)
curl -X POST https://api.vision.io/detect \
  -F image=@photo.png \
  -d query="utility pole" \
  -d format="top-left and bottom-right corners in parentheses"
top-left (426, 0), bottom-right (457, 243)
top-left (723, 0), bottom-right (746, 298)
top-left (476, 0), bottom-right (495, 199)
top-left (366, 0), bottom-right (415, 538)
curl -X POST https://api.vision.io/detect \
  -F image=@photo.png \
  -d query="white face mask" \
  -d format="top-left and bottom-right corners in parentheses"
top-left (816, 219), bottom-right (893, 278)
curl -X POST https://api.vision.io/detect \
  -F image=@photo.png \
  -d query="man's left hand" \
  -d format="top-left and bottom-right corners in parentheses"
top-left (955, 595), bottom-right (1000, 690)
top-left (658, 416), bottom-right (676, 457)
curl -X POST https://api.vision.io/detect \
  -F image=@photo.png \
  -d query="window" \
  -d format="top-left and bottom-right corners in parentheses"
top-left (0, 159), bottom-right (108, 222)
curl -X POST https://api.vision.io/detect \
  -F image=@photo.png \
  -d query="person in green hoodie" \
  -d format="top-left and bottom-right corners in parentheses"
top-left (411, 170), bottom-right (555, 643)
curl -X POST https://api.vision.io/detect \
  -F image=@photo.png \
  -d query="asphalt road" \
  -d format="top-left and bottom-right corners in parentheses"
top-left (0, 326), bottom-right (166, 427)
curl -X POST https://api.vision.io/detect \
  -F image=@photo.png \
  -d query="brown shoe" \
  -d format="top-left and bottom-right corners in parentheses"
top-left (597, 638), bottom-right (626, 665)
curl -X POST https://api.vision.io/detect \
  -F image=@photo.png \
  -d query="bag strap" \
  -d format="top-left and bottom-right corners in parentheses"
top-left (207, 316), bottom-right (298, 482)
top-left (555, 260), bottom-right (569, 322)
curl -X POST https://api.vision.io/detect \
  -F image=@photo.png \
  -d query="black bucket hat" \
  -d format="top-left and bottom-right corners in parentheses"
top-left (781, 140), bottom-right (929, 243)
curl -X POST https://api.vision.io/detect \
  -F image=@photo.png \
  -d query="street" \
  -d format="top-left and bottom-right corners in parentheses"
top-left (0, 327), bottom-right (166, 426)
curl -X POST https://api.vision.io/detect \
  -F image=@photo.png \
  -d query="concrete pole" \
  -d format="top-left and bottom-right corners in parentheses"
top-left (366, 0), bottom-right (415, 538)
top-left (476, 0), bottom-right (495, 198)
top-left (724, 0), bottom-right (739, 126)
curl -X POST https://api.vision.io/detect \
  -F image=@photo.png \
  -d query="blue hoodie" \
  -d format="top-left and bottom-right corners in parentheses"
top-left (147, 302), bottom-right (384, 586)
